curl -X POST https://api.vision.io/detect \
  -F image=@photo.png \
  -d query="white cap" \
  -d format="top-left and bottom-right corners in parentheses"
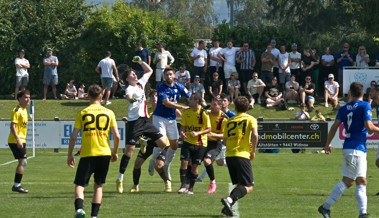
top-left (328, 74), bottom-right (334, 79)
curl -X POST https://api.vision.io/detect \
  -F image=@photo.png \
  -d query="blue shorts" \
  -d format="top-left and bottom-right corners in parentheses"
top-left (16, 76), bottom-right (29, 87)
top-left (101, 77), bottom-right (113, 89)
top-left (43, 75), bottom-right (58, 86)
top-left (306, 95), bottom-right (315, 102)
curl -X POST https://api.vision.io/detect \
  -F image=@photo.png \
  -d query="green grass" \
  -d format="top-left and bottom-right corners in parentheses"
top-left (1, 148), bottom-right (379, 217)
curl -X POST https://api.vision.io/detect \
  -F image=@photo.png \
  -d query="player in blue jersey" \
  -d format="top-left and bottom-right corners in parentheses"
top-left (150, 67), bottom-right (190, 180)
top-left (318, 82), bottom-right (379, 218)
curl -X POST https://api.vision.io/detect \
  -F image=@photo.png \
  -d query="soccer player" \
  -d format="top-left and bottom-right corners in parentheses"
top-left (318, 82), bottom-right (379, 218)
top-left (8, 90), bottom-right (30, 193)
top-left (220, 96), bottom-right (258, 217)
top-left (178, 93), bottom-right (211, 194)
top-left (150, 67), bottom-right (190, 181)
top-left (67, 84), bottom-right (120, 218)
top-left (116, 57), bottom-right (168, 194)
top-left (219, 93), bottom-right (236, 118)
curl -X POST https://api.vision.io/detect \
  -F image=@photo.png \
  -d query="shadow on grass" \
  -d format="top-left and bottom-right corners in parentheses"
top-left (130, 214), bottom-right (223, 217)
top-left (60, 101), bottom-right (89, 107)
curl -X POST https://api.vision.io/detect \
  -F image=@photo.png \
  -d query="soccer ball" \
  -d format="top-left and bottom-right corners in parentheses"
top-left (147, 0), bottom-right (161, 4)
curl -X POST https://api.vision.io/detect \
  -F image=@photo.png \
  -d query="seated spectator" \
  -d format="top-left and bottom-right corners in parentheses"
top-left (60, 80), bottom-right (77, 100)
top-left (208, 71), bottom-right (223, 99)
top-left (367, 80), bottom-right (377, 104)
top-left (355, 46), bottom-right (369, 69)
top-left (77, 83), bottom-right (88, 100)
top-left (247, 72), bottom-right (265, 107)
top-left (284, 75), bottom-right (300, 103)
top-left (311, 109), bottom-right (326, 122)
top-left (324, 74), bottom-right (339, 109)
top-left (175, 65), bottom-right (191, 89)
top-left (264, 76), bottom-right (284, 107)
top-left (227, 72), bottom-right (241, 104)
top-left (189, 75), bottom-right (207, 107)
top-left (299, 76), bottom-right (315, 112)
top-left (295, 103), bottom-right (310, 120)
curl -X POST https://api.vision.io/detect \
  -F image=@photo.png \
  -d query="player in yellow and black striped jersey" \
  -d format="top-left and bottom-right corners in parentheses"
top-left (220, 96), bottom-right (258, 217)
top-left (178, 93), bottom-right (211, 194)
top-left (67, 84), bottom-right (120, 218)
top-left (8, 90), bottom-right (30, 194)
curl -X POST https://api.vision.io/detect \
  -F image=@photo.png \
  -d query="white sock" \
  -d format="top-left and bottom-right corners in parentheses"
top-left (197, 168), bottom-right (207, 181)
top-left (324, 181), bottom-right (348, 209)
top-left (151, 147), bottom-right (163, 161)
top-left (164, 147), bottom-right (176, 167)
top-left (14, 183), bottom-right (20, 187)
top-left (226, 197), bottom-right (233, 204)
top-left (356, 184), bottom-right (367, 214)
top-left (118, 173), bottom-right (124, 181)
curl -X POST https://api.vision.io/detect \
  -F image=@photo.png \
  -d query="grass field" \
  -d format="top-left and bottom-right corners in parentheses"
top-left (1, 148), bottom-right (379, 218)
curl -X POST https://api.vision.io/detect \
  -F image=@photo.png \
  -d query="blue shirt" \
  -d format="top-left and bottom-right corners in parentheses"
top-left (336, 100), bottom-right (372, 152)
top-left (153, 82), bottom-right (190, 120)
top-left (134, 48), bottom-right (151, 72)
top-left (336, 51), bottom-right (355, 69)
top-left (43, 56), bottom-right (58, 76)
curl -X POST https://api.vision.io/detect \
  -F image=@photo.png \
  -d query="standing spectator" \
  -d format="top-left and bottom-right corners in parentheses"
top-left (270, 39), bottom-right (280, 78)
top-left (153, 43), bottom-right (175, 83)
top-left (278, 45), bottom-right (291, 92)
top-left (209, 41), bottom-right (224, 84)
top-left (175, 65), bottom-right (191, 89)
top-left (14, 49), bottom-right (30, 99)
top-left (236, 42), bottom-right (255, 96)
top-left (284, 75), bottom-right (300, 104)
top-left (189, 75), bottom-right (207, 107)
top-left (265, 77), bottom-right (284, 107)
top-left (218, 40), bottom-right (240, 84)
top-left (295, 103), bottom-right (311, 120)
top-left (134, 42), bottom-right (151, 78)
top-left (366, 80), bottom-right (377, 104)
top-left (260, 44), bottom-right (276, 85)
top-left (227, 72), bottom-right (241, 104)
top-left (311, 49), bottom-right (320, 95)
top-left (191, 40), bottom-right (208, 84)
top-left (300, 76), bottom-right (316, 112)
top-left (208, 71), bottom-right (223, 99)
top-left (8, 90), bottom-right (31, 193)
top-left (95, 51), bottom-right (119, 106)
top-left (42, 48), bottom-right (59, 100)
top-left (247, 72), bottom-right (265, 107)
top-left (289, 43), bottom-right (302, 81)
top-left (321, 47), bottom-right (335, 94)
top-left (355, 46), bottom-right (370, 69)
top-left (67, 84), bottom-right (120, 218)
top-left (301, 48), bottom-right (315, 83)
top-left (324, 74), bottom-right (339, 109)
top-left (336, 42), bottom-right (355, 95)
top-left (220, 96), bottom-right (258, 217)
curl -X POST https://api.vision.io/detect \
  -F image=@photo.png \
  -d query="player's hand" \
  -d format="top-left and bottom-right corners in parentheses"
top-left (180, 132), bottom-right (187, 140)
top-left (132, 56), bottom-right (143, 64)
top-left (111, 153), bottom-right (118, 162)
top-left (324, 144), bottom-right (332, 154)
top-left (190, 131), bottom-right (198, 137)
top-left (182, 105), bottom-right (190, 110)
top-left (250, 152), bottom-right (256, 161)
top-left (67, 156), bottom-right (75, 168)
top-left (17, 140), bottom-right (23, 149)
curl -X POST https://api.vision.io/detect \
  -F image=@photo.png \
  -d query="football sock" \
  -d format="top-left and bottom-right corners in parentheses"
top-left (75, 198), bottom-right (84, 210)
top-left (205, 164), bottom-right (215, 181)
top-left (119, 155), bottom-right (130, 175)
top-left (197, 168), bottom-right (207, 181)
top-left (150, 147), bottom-right (163, 161)
top-left (356, 184), bottom-right (367, 214)
top-left (158, 170), bottom-right (167, 182)
top-left (14, 173), bottom-right (23, 184)
top-left (133, 168), bottom-right (141, 186)
top-left (186, 165), bottom-right (192, 184)
top-left (164, 147), bottom-right (176, 168)
top-left (91, 203), bottom-right (101, 217)
top-left (230, 185), bottom-right (248, 204)
top-left (179, 169), bottom-right (187, 186)
top-left (189, 171), bottom-right (198, 189)
top-left (324, 181), bottom-right (348, 210)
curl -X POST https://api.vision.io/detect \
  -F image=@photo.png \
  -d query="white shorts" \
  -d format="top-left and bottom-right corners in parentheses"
top-left (152, 115), bottom-right (179, 140)
top-left (215, 144), bottom-right (226, 161)
top-left (224, 65), bottom-right (237, 79)
top-left (341, 149), bottom-right (367, 180)
top-left (156, 68), bottom-right (164, 82)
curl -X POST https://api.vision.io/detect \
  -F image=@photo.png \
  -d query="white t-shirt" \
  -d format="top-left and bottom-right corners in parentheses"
top-left (125, 74), bottom-right (149, 121)
top-left (219, 47), bottom-right (240, 67)
top-left (191, 48), bottom-right (207, 67)
top-left (289, 52), bottom-right (301, 69)
top-left (97, 57), bottom-right (116, 78)
top-left (271, 48), bottom-right (280, 68)
top-left (295, 111), bottom-right (310, 120)
top-left (278, 52), bottom-right (290, 73)
top-left (153, 50), bottom-right (175, 69)
top-left (247, 79), bottom-right (264, 95)
top-left (175, 70), bottom-right (191, 86)
top-left (209, 47), bottom-right (222, 67)
top-left (15, 58), bottom-right (29, 77)
top-left (321, 54), bottom-right (334, 63)
top-left (324, 81), bottom-right (340, 96)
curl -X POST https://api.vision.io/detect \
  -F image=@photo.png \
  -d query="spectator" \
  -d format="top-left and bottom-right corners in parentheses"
top-left (218, 40), bottom-right (240, 84)
top-left (260, 44), bottom-right (276, 85)
top-left (14, 49), bottom-right (30, 99)
top-left (189, 75), bottom-right (207, 107)
top-left (134, 42), bottom-right (151, 78)
top-left (295, 103), bottom-right (311, 120)
top-left (236, 42), bottom-right (255, 96)
top-left (247, 72), bottom-right (265, 107)
top-left (285, 75), bottom-right (300, 103)
top-left (289, 43), bottom-right (302, 81)
top-left (95, 51), bottom-right (119, 106)
top-left (355, 46), bottom-right (370, 69)
top-left (208, 71), bottom-right (223, 99)
top-left (209, 40), bottom-right (224, 84)
top-left (299, 76), bottom-right (315, 112)
top-left (42, 48), bottom-right (59, 100)
top-left (270, 39), bottom-right (280, 78)
top-left (265, 77), bottom-right (284, 108)
top-left (153, 42), bottom-right (175, 83)
top-left (376, 54), bottom-right (379, 67)
top-left (321, 47), bottom-right (335, 94)
top-left (190, 40), bottom-right (208, 84)
top-left (77, 83), bottom-right (88, 100)
top-left (324, 74), bottom-right (339, 109)
top-left (227, 72), bottom-right (241, 104)
top-left (366, 80), bottom-right (377, 104)
top-left (175, 65), bottom-right (191, 89)
top-left (60, 80), bottom-right (77, 100)
top-left (311, 49), bottom-right (320, 95)
top-left (336, 42), bottom-right (354, 95)
top-left (278, 45), bottom-right (291, 92)
top-left (311, 109), bottom-right (326, 122)
top-left (301, 48), bottom-right (315, 84)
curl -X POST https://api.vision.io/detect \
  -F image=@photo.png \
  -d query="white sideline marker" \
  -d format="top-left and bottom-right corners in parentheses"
top-left (229, 183), bottom-right (240, 217)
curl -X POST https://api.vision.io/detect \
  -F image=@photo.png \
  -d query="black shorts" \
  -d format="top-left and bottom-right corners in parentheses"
top-left (239, 69), bottom-right (253, 83)
top-left (226, 156), bottom-right (254, 186)
top-left (9, 143), bottom-right (27, 159)
top-left (125, 117), bottom-right (163, 145)
top-left (195, 66), bottom-right (207, 80)
top-left (157, 146), bottom-right (169, 161)
top-left (204, 141), bottom-right (222, 161)
top-left (137, 140), bottom-right (156, 160)
top-left (180, 141), bottom-right (207, 165)
top-left (74, 156), bottom-right (111, 186)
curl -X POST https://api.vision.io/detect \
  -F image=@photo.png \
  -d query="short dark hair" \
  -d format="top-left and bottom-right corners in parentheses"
top-left (135, 42), bottom-right (142, 47)
top-left (163, 67), bottom-right (175, 75)
top-left (349, 82), bottom-right (364, 98)
top-left (105, 51), bottom-right (111, 57)
top-left (190, 93), bottom-right (202, 104)
top-left (149, 90), bottom-right (157, 98)
top-left (17, 90), bottom-right (30, 100)
top-left (88, 84), bottom-right (103, 99)
top-left (219, 93), bottom-right (228, 100)
top-left (122, 69), bottom-right (136, 84)
top-left (234, 96), bottom-right (250, 113)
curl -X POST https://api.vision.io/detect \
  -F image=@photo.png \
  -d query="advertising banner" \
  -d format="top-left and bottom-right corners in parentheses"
top-left (343, 67), bottom-right (379, 95)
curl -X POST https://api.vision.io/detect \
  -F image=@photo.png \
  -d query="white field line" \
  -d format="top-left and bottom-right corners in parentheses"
top-left (0, 156), bottom-right (35, 167)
